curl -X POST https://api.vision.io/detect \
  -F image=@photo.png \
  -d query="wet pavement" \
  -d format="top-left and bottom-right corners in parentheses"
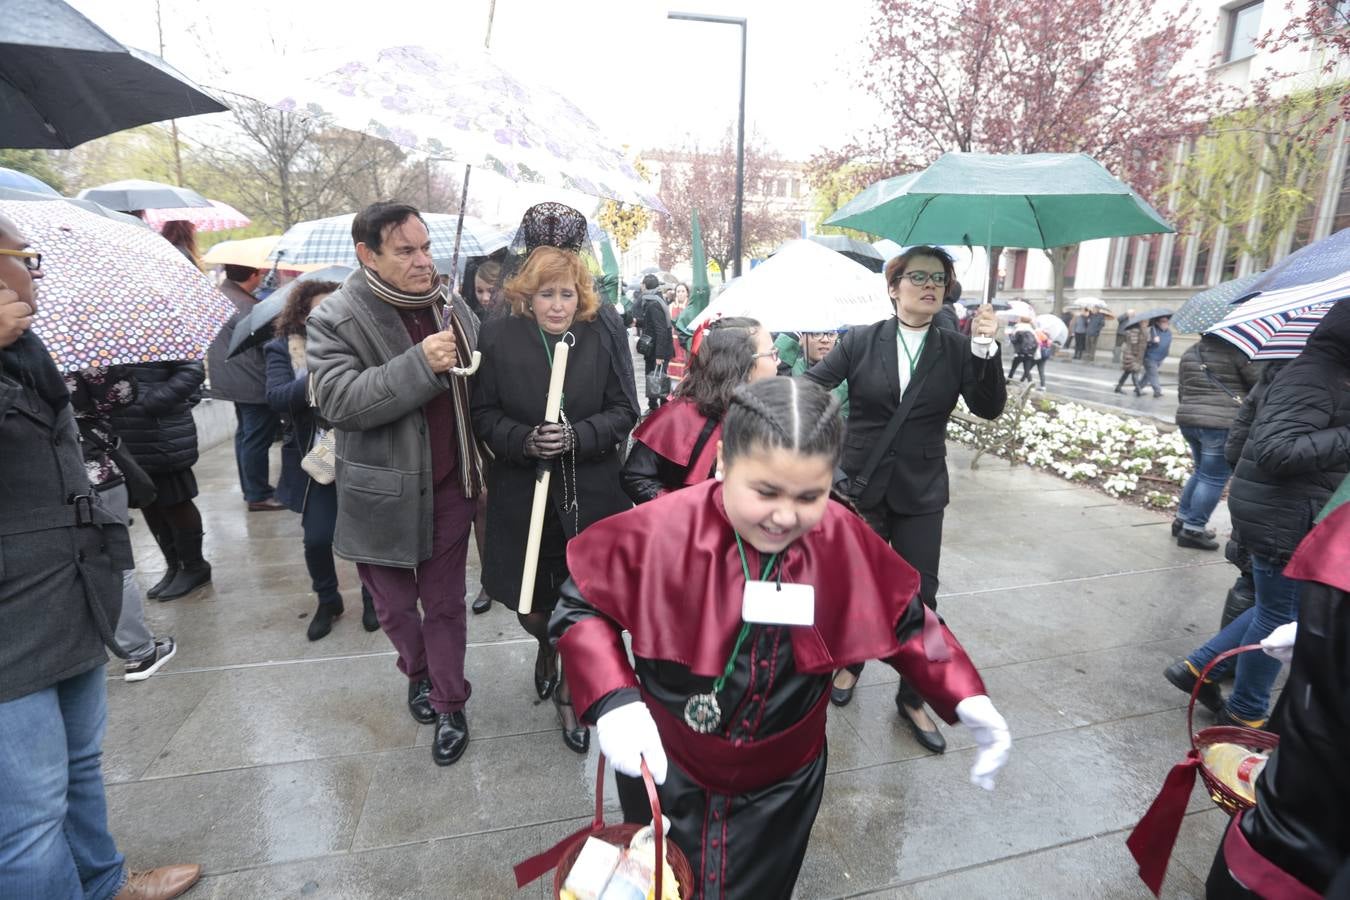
top-left (104, 414), bottom-right (1239, 898)
top-left (1019, 354), bottom-right (1179, 424)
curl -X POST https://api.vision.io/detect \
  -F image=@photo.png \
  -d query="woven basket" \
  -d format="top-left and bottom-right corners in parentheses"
top-left (553, 755), bottom-right (695, 899)
top-left (1188, 644), bottom-right (1280, 815)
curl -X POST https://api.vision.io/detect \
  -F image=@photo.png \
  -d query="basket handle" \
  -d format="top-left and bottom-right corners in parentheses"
top-left (1187, 643), bottom-right (1264, 748)
top-left (593, 753), bottom-right (666, 900)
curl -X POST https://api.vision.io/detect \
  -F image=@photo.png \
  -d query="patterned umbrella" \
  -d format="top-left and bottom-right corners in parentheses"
top-left (1171, 272), bottom-right (1264, 333)
top-left (268, 212), bottom-right (511, 267)
top-left (1248, 227), bottom-right (1350, 294)
top-left (0, 199), bottom-right (235, 372)
top-left (144, 200), bottom-right (251, 232)
top-left (226, 45), bottom-right (664, 211)
top-left (1210, 270), bottom-right (1350, 359)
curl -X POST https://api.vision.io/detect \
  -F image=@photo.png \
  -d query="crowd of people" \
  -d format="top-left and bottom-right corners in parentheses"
top-left (2, 193), bottom-right (1345, 898)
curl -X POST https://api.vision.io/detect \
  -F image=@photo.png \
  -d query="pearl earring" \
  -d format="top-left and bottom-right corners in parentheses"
top-left (714, 469), bottom-right (725, 482)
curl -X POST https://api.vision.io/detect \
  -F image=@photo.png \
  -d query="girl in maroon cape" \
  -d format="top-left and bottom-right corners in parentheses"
top-left (620, 317), bottom-right (777, 504)
top-left (550, 378), bottom-right (1010, 898)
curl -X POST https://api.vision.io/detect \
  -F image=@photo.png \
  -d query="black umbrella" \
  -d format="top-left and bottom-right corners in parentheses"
top-left (228, 266), bottom-right (353, 357)
top-left (1121, 306), bottom-right (1174, 330)
top-left (0, 185), bottom-right (151, 228)
top-left (77, 179), bottom-right (211, 212)
top-left (804, 234), bottom-right (885, 273)
top-left (1, 0), bottom-right (227, 149)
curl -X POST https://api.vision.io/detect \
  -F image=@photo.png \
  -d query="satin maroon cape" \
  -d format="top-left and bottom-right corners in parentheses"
top-left (1285, 502), bottom-right (1350, 593)
top-left (565, 479), bottom-right (924, 678)
top-left (630, 397), bottom-right (721, 487)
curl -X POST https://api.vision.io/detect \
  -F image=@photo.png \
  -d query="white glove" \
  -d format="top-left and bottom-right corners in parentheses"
top-left (1261, 622), bottom-right (1298, 664)
top-left (955, 695), bottom-right (1011, 791)
top-left (596, 701), bottom-right (668, 785)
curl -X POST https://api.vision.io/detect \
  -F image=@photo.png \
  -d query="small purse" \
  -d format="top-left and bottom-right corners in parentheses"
top-left (301, 428), bottom-right (336, 485)
top-left (636, 332), bottom-right (654, 356)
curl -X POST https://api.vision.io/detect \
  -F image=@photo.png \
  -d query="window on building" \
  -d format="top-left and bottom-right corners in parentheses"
top-left (1224, 1), bottom-right (1263, 63)
top-left (1142, 239), bottom-right (1159, 286)
top-left (1192, 236), bottom-right (1213, 286)
top-left (1220, 234), bottom-right (1242, 280)
top-left (1011, 250), bottom-right (1029, 289)
top-left (1122, 237), bottom-right (1141, 287)
top-left (1063, 245), bottom-right (1079, 289)
top-left (1332, 150), bottom-right (1350, 234)
top-left (1166, 238), bottom-right (1186, 286)
top-left (776, 177), bottom-right (788, 197)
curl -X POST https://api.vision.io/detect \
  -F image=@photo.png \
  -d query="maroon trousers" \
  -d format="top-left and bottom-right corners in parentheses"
top-left (358, 485), bottom-right (476, 714)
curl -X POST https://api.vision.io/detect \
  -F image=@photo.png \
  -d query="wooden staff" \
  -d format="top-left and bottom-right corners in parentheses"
top-left (518, 339), bottom-right (569, 614)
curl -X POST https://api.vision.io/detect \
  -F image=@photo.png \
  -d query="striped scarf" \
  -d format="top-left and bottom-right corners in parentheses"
top-left (363, 267), bottom-right (444, 309)
top-left (363, 266), bottom-right (485, 499)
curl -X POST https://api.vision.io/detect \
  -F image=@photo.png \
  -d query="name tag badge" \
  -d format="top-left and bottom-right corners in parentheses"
top-left (742, 580), bottom-right (815, 627)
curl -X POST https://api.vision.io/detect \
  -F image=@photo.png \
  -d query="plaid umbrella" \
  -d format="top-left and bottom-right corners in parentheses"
top-left (0, 199), bottom-right (235, 371)
top-left (1209, 269), bottom-right (1350, 359)
top-left (144, 200), bottom-right (251, 232)
top-left (268, 212), bottom-right (510, 267)
top-left (1172, 272), bottom-right (1264, 333)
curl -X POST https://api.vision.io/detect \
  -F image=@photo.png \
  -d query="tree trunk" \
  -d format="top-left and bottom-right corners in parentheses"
top-left (1047, 245), bottom-right (1070, 315)
top-left (984, 246), bottom-right (1003, 303)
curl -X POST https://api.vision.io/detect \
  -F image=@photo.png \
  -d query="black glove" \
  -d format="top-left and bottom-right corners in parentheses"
top-left (524, 424), bottom-right (568, 459)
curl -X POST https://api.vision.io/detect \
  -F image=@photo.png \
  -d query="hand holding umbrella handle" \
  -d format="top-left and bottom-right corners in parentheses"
top-left (448, 350), bottom-right (481, 376)
top-left (519, 339), bottom-right (570, 614)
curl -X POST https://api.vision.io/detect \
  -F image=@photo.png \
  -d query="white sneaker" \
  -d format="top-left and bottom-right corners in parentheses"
top-left (124, 637), bottom-right (176, 682)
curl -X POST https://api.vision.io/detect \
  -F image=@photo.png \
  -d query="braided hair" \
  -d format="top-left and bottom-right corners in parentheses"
top-left (723, 377), bottom-right (843, 466)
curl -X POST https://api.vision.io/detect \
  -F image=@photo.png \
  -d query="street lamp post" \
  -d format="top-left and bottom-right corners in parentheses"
top-left (668, 11), bottom-right (747, 277)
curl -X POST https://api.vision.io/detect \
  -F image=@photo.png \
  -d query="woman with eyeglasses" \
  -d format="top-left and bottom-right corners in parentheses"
top-left (620, 316), bottom-right (777, 503)
top-left (790, 331), bottom-right (849, 417)
top-left (804, 245), bottom-right (1006, 754)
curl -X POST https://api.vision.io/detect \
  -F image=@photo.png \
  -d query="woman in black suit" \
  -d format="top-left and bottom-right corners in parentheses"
top-left (471, 245), bottom-right (639, 754)
top-left (804, 245), bottom-right (1006, 753)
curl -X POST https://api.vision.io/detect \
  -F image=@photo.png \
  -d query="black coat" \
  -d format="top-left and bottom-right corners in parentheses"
top-left (107, 361), bottom-right (204, 475)
top-left (1175, 336), bottom-right (1260, 430)
top-left (1227, 303), bottom-right (1350, 563)
top-left (804, 317), bottom-right (1006, 513)
top-left (639, 291), bottom-right (674, 361)
top-left (470, 314), bottom-right (638, 607)
top-left (1242, 578), bottom-right (1349, 893)
top-left (264, 335), bottom-right (316, 513)
top-left (206, 280), bottom-right (268, 405)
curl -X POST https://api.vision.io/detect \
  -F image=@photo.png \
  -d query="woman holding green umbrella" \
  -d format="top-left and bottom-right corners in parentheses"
top-left (804, 245), bottom-right (1006, 753)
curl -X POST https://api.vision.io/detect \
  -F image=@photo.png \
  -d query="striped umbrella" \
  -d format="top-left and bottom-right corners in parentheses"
top-left (1209, 269), bottom-right (1350, 359)
top-left (144, 200), bottom-right (251, 232)
top-left (268, 212), bottom-right (511, 267)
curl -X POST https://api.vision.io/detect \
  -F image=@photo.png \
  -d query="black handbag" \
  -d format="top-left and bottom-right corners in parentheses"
top-left (646, 360), bottom-right (672, 400)
top-left (89, 431), bottom-right (157, 509)
top-left (636, 333), bottom-right (654, 357)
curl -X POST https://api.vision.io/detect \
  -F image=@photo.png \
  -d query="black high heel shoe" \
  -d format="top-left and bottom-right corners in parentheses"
top-left (554, 691), bottom-right (590, 754)
top-left (534, 645), bottom-right (559, 701)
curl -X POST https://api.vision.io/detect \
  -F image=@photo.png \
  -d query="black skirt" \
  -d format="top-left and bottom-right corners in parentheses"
top-left (147, 468), bottom-right (198, 507)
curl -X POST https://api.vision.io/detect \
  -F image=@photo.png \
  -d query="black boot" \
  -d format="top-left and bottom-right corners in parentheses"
top-left (145, 518), bottom-right (179, 600)
top-left (158, 529), bottom-right (211, 600)
top-left (361, 587), bottom-right (380, 632)
top-left (1220, 580), bottom-right (1257, 630)
top-left (307, 595), bottom-right (344, 641)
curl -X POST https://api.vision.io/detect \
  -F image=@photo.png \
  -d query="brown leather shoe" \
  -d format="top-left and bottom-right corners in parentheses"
top-left (114, 864), bottom-right (202, 900)
top-left (246, 497), bottom-right (287, 512)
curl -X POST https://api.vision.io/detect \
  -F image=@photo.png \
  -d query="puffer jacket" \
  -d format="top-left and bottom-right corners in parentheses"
top-left (1175, 335), bottom-right (1260, 430)
top-left (1226, 301), bottom-right (1350, 563)
top-left (1119, 325), bottom-right (1146, 373)
top-left (107, 361), bottom-right (205, 475)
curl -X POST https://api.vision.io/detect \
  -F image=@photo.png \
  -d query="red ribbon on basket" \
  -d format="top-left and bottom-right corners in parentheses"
top-left (513, 755), bottom-right (666, 897)
top-left (1126, 750), bottom-right (1202, 896)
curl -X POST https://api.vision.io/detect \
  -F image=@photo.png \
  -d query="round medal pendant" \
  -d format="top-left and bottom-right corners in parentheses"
top-left (683, 693), bottom-right (722, 733)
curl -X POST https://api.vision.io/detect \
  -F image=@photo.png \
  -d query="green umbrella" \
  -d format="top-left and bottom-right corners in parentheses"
top-left (598, 233), bottom-right (621, 306)
top-left (1170, 271), bottom-right (1264, 334)
top-left (826, 152), bottom-right (1172, 250)
top-left (676, 207), bottom-right (711, 335)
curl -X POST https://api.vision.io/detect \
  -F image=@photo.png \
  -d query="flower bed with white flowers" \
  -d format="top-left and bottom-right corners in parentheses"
top-left (947, 396), bottom-right (1192, 509)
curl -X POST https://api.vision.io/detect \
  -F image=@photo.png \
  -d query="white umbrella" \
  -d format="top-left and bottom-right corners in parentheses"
top-left (688, 240), bottom-right (894, 333)
top-left (995, 299), bottom-right (1037, 320)
top-left (1036, 313), bottom-right (1069, 345)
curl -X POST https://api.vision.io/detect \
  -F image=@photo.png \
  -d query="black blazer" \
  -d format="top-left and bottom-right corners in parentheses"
top-left (804, 317), bottom-right (1006, 514)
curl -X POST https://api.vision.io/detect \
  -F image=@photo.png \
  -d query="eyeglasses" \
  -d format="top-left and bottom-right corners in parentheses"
top-left (805, 331), bottom-right (838, 340)
top-left (0, 249), bottom-right (42, 272)
top-left (753, 348), bottom-right (780, 361)
top-left (893, 270), bottom-right (947, 287)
